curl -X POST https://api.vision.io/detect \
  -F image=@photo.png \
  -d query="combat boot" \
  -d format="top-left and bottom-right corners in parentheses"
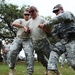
top-left (28, 73), bottom-right (33, 75)
top-left (9, 69), bottom-right (15, 75)
top-left (48, 70), bottom-right (56, 75)
top-left (44, 69), bottom-right (48, 75)
top-left (56, 71), bottom-right (62, 75)
top-left (28, 74), bottom-right (32, 75)
top-left (48, 70), bottom-right (61, 75)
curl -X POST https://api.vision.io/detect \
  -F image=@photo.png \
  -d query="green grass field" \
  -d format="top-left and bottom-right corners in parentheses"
top-left (0, 61), bottom-right (75, 75)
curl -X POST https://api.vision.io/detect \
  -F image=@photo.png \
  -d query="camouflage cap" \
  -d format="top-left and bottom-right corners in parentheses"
top-left (52, 4), bottom-right (63, 13)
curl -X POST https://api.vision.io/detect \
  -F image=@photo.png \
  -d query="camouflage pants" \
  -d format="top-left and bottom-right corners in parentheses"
top-left (3, 52), bottom-right (8, 63)
top-left (66, 40), bottom-right (75, 70)
top-left (32, 38), bottom-right (52, 69)
top-left (60, 53), bottom-right (66, 67)
top-left (7, 37), bottom-right (34, 74)
top-left (48, 40), bottom-right (75, 71)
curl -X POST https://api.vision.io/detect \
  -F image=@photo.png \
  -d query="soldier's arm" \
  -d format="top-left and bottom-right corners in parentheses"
top-left (45, 11), bottom-right (73, 27)
top-left (12, 22), bottom-right (24, 28)
top-left (12, 20), bottom-right (24, 28)
top-left (24, 20), bottom-right (30, 33)
top-left (39, 11), bottom-right (72, 29)
top-left (39, 13), bottom-right (64, 28)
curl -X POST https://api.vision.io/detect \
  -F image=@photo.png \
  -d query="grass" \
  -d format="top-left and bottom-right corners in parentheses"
top-left (0, 61), bottom-right (75, 75)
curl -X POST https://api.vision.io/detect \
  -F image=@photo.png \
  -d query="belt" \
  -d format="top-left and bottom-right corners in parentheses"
top-left (17, 35), bottom-right (29, 39)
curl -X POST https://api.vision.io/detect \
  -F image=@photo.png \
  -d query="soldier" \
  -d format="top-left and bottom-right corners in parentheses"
top-left (39, 4), bottom-right (75, 75)
top-left (7, 9), bottom-right (34, 75)
top-left (24, 6), bottom-right (52, 75)
top-left (0, 39), bottom-right (4, 62)
top-left (2, 40), bottom-right (10, 63)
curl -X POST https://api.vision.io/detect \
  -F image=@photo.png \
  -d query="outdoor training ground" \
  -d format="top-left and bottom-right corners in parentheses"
top-left (0, 61), bottom-right (75, 75)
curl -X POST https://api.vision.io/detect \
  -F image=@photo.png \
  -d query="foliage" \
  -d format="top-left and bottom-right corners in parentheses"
top-left (0, 0), bottom-right (30, 39)
top-left (0, 0), bottom-right (55, 43)
top-left (45, 16), bottom-right (51, 21)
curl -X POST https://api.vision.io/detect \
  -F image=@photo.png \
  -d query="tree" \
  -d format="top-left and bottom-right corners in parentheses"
top-left (0, 0), bottom-right (30, 39)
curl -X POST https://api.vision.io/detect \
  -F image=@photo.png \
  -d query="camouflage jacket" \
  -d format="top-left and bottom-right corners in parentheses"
top-left (45, 11), bottom-right (75, 39)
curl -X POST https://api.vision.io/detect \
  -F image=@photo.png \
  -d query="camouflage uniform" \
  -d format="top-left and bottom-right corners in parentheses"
top-left (27, 15), bottom-right (52, 70)
top-left (45, 10), bottom-right (75, 74)
top-left (7, 19), bottom-right (34, 75)
top-left (32, 38), bottom-right (52, 69)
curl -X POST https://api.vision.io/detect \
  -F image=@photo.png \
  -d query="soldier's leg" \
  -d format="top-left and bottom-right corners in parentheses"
top-left (23, 39), bottom-right (34, 75)
top-left (47, 51), bottom-right (60, 75)
top-left (36, 50), bottom-right (48, 75)
top-left (60, 53), bottom-right (66, 68)
top-left (36, 38), bottom-right (52, 75)
top-left (47, 42), bottom-right (66, 75)
top-left (32, 40), bottom-right (48, 70)
top-left (7, 37), bottom-right (22, 75)
top-left (38, 38), bottom-right (52, 75)
top-left (36, 50), bottom-right (48, 69)
top-left (32, 39), bottom-right (50, 75)
top-left (66, 40), bottom-right (75, 70)
top-left (3, 53), bottom-right (7, 63)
